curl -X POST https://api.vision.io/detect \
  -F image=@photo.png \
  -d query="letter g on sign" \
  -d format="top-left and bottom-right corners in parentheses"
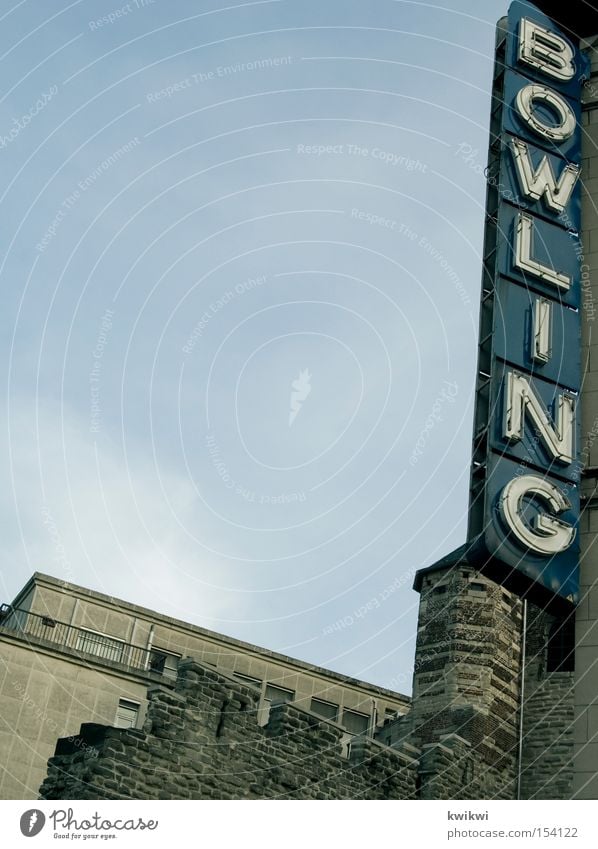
top-left (499, 474), bottom-right (575, 555)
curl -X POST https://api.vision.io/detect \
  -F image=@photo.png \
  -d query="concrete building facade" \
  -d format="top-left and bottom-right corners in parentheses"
top-left (0, 572), bottom-right (409, 800)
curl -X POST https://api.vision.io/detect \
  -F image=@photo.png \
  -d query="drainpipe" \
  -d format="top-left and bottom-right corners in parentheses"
top-left (516, 598), bottom-right (527, 800)
top-left (65, 598), bottom-right (79, 650)
top-left (370, 698), bottom-right (378, 737)
top-left (146, 623), bottom-right (155, 670)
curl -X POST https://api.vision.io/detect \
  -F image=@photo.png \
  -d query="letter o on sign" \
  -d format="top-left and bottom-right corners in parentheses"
top-left (515, 84), bottom-right (576, 142)
top-left (499, 474), bottom-right (575, 555)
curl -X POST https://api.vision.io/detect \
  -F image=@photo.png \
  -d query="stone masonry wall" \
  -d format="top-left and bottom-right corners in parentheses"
top-left (406, 566), bottom-right (523, 799)
top-left (39, 571), bottom-right (577, 800)
top-left (378, 563), bottom-right (575, 799)
top-left (40, 659), bottom-right (419, 800)
top-left (519, 606), bottom-right (574, 799)
top-left (417, 734), bottom-right (478, 800)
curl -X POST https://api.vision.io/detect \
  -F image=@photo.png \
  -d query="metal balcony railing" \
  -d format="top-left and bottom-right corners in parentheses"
top-left (0, 604), bottom-right (163, 675)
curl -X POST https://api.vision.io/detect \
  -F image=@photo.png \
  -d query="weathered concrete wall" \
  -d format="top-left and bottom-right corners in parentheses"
top-left (11, 573), bottom-right (409, 737)
top-left (40, 660), bottom-right (419, 801)
top-left (0, 636), bottom-right (150, 800)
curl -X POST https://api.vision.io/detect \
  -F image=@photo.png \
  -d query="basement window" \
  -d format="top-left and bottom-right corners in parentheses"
top-left (115, 699), bottom-right (140, 729)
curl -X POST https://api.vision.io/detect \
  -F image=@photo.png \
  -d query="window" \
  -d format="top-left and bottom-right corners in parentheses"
top-left (149, 649), bottom-right (180, 680)
top-left (76, 629), bottom-right (124, 663)
top-left (115, 699), bottom-right (140, 729)
top-left (233, 673), bottom-right (262, 690)
top-left (310, 698), bottom-right (339, 722)
top-left (342, 708), bottom-right (369, 735)
top-left (547, 615), bottom-right (575, 673)
top-left (265, 684), bottom-right (294, 704)
top-left (469, 582), bottom-right (486, 593)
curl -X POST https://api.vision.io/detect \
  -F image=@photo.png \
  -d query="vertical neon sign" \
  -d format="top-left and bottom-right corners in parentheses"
top-left (469, 1), bottom-right (588, 601)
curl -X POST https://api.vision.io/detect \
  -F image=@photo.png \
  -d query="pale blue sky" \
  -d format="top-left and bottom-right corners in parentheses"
top-left (1, 0), bottom-right (509, 692)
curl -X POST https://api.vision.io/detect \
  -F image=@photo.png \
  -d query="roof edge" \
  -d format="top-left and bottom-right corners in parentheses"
top-left (9, 572), bottom-right (411, 705)
top-left (412, 538), bottom-right (488, 592)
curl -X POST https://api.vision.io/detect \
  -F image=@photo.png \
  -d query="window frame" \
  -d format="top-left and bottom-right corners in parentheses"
top-left (264, 683), bottom-right (295, 705)
top-left (546, 616), bottom-right (575, 673)
top-left (233, 672), bottom-right (262, 690)
top-left (342, 707), bottom-right (370, 736)
top-left (310, 697), bottom-right (339, 722)
top-left (149, 647), bottom-right (181, 679)
top-left (114, 698), bottom-right (141, 730)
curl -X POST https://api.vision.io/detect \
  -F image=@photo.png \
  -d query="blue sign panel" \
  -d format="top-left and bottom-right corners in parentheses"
top-left (502, 69), bottom-right (583, 161)
top-left (492, 138), bottom-right (582, 227)
top-left (496, 204), bottom-right (581, 309)
top-left (488, 360), bottom-right (580, 483)
top-left (492, 277), bottom-right (580, 390)
top-left (504, 1), bottom-right (589, 100)
top-left (468, 1), bottom-right (589, 602)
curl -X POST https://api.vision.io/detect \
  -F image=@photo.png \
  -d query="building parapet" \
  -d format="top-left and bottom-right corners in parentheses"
top-left (0, 604), bottom-right (168, 679)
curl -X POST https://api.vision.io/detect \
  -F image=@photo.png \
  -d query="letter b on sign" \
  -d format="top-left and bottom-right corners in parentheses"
top-left (519, 18), bottom-right (575, 82)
